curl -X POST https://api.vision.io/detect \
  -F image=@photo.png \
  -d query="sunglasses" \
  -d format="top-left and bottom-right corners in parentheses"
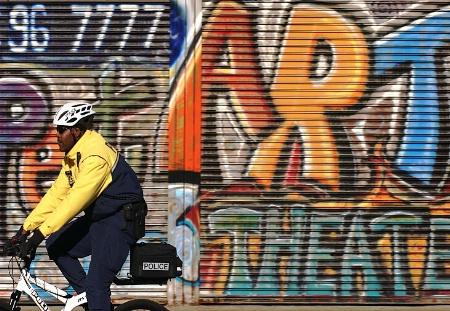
top-left (56, 125), bottom-right (70, 134)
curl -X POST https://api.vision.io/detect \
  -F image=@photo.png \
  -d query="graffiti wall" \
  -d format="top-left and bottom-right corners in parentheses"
top-left (167, 0), bottom-right (202, 304)
top-left (200, 0), bottom-right (450, 303)
top-left (0, 1), bottom-right (171, 302)
top-left (3, 0), bottom-right (450, 306)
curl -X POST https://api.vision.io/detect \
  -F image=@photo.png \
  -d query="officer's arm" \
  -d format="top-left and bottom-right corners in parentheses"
top-left (38, 155), bottom-right (112, 236)
top-left (23, 167), bottom-right (70, 233)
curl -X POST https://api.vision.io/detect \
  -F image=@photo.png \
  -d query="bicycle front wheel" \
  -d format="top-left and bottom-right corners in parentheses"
top-left (114, 299), bottom-right (168, 311)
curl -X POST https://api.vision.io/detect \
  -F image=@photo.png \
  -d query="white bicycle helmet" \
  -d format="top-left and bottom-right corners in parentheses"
top-left (53, 101), bottom-right (96, 128)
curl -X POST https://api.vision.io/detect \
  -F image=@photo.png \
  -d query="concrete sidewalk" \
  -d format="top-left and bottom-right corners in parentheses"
top-left (170, 305), bottom-right (450, 311)
top-left (15, 304), bottom-right (450, 311)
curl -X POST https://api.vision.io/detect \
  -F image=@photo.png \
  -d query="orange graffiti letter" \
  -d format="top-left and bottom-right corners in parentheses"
top-left (249, 4), bottom-right (368, 191)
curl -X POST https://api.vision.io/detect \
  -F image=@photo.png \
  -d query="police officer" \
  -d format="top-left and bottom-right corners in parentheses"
top-left (8, 102), bottom-right (146, 311)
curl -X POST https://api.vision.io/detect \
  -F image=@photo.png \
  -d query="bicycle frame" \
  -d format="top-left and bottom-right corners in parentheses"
top-left (3, 239), bottom-right (176, 311)
top-left (8, 256), bottom-right (87, 311)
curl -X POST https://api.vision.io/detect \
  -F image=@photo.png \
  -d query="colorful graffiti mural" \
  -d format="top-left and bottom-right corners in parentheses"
top-left (4, 0), bottom-right (450, 306)
top-left (200, 1), bottom-right (450, 302)
top-left (167, 0), bottom-right (202, 304)
top-left (0, 1), bottom-right (174, 302)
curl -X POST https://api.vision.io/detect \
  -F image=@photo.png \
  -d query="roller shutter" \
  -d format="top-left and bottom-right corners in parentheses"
top-left (0, 0), bottom-right (170, 304)
top-left (201, 0), bottom-right (450, 304)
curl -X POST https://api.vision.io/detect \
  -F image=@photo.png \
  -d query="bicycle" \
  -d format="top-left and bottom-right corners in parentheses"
top-left (0, 241), bottom-right (170, 311)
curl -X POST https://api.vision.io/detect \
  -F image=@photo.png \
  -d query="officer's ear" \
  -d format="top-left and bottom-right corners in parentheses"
top-left (72, 127), bottom-right (83, 140)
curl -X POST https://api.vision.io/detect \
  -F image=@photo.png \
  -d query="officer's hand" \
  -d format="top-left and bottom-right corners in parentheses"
top-left (2, 240), bottom-right (13, 256)
top-left (2, 226), bottom-right (28, 256)
top-left (19, 229), bottom-right (45, 261)
top-left (16, 227), bottom-right (29, 244)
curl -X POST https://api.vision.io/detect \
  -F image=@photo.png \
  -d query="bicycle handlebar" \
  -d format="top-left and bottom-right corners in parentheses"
top-left (2, 239), bottom-right (33, 269)
top-left (2, 240), bottom-right (19, 256)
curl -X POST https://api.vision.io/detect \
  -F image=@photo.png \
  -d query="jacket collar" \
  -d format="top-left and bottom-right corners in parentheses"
top-left (65, 130), bottom-right (92, 159)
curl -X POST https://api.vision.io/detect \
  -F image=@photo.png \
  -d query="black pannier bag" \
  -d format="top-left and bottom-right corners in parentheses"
top-left (130, 242), bottom-right (182, 284)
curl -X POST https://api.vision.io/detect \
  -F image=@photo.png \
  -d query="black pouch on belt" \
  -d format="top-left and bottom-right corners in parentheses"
top-left (123, 200), bottom-right (148, 239)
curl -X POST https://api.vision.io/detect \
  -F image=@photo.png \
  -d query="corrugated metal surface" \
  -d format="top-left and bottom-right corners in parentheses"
top-left (0, 0), bottom-right (170, 303)
top-left (200, 0), bottom-right (450, 304)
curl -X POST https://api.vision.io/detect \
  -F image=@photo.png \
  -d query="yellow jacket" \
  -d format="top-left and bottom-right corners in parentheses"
top-left (23, 130), bottom-right (142, 236)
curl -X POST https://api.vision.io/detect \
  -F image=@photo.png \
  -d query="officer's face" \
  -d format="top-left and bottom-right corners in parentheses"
top-left (56, 126), bottom-right (80, 153)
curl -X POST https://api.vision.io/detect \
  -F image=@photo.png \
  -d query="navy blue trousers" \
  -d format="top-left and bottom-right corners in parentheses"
top-left (46, 212), bottom-right (135, 311)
